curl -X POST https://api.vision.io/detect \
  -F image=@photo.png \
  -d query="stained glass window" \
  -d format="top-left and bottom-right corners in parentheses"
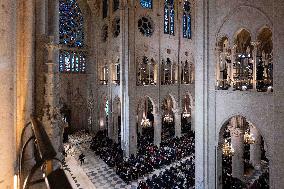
top-left (164, 0), bottom-right (175, 35)
top-left (103, 0), bottom-right (108, 18)
top-left (183, 1), bottom-right (191, 39)
top-left (59, 0), bottom-right (84, 47)
top-left (140, 0), bottom-right (152, 9)
top-left (113, 0), bottom-right (119, 12)
top-left (59, 0), bottom-right (86, 73)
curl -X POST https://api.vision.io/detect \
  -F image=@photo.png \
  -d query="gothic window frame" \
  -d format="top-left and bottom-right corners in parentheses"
top-left (140, 0), bottom-right (152, 9)
top-left (138, 16), bottom-right (154, 37)
top-left (59, 0), bottom-right (86, 74)
top-left (164, 0), bottom-right (175, 35)
top-left (102, 24), bottom-right (109, 42)
top-left (113, 0), bottom-right (119, 12)
top-left (112, 17), bottom-right (120, 38)
top-left (183, 0), bottom-right (192, 39)
top-left (103, 0), bottom-right (108, 19)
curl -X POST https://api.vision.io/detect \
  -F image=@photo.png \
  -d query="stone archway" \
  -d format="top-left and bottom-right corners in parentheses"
top-left (137, 96), bottom-right (155, 147)
top-left (217, 115), bottom-right (269, 189)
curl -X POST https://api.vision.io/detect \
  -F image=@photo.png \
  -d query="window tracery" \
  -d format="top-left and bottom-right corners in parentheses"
top-left (181, 60), bottom-right (194, 84)
top-left (102, 25), bottom-right (108, 42)
top-left (59, 0), bottom-right (86, 73)
top-left (140, 0), bottom-right (152, 9)
top-left (113, 18), bottom-right (120, 38)
top-left (164, 0), bottom-right (175, 35)
top-left (161, 58), bottom-right (177, 85)
top-left (216, 28), bottom-right (273, 92)
top-left (183, 0), bottom-right (191, 39)
top-left (138, 16), bottom-right (154, 37)
top-left (137, 56), bottom-right (156, 86)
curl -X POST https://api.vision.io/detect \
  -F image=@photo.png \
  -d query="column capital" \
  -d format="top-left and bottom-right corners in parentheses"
top-left (251, 41), bottom-right (261, 47)
top-left (173, 108), bottom-right (181, 115)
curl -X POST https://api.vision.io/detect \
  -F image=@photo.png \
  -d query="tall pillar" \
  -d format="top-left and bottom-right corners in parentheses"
top-left (251, 41), bottom-right (259, 91)
top-left (108, 99), bottom-right (113, 139)
top-left (154, 113), bottom-right (162, 147)
top-left (0, 0), bottom-right (16, 188)
top-left (250, 125), bottom-right (262, 169)
top-left (231, 129), bottom-right (244, 181)
top-left (120, 1), bottom-right (137, 157)
top-left (113, 113), bottom-right (119, 143)
top-left (137, 108), bottom-right (143, 135)
top-left (174, 109), bottom-right (182, 138)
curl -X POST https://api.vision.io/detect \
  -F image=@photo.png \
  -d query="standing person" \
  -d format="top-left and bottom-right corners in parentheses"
top-left (79, 153), bottom-right (85, 165)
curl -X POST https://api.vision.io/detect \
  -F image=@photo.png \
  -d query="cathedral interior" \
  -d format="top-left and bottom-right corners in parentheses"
top-left (0, 0), bottom-right (284, 189)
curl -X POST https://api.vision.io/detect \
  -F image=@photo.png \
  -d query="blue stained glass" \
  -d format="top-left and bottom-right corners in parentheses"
top-left (140, 0), bottom-right (152, 9)
top-left (170, 9), bottom-right (175, 35)
top-left (59, 0), bottom-right (86, 73)
top-left (59, 50), bottom-right (86, 73)
top-left (59, 0), bottom-right (84, 47)
top-left (183, 1), bottom-right (191, 39)
top-left (164, 0), bottom-right (174, 35)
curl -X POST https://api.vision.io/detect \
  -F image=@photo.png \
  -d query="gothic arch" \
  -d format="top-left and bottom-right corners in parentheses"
top-left (217, 5), bottom-right (272, 44)
top-left (217, 113), bottom-right (270, 159)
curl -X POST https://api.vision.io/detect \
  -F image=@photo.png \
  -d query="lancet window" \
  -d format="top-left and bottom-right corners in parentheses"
top-left (183, 0), bottom-right (191, 39)
top-left (181, 60), bottom-right (194, 84)
top-left (103, 0), bottom-right (108, 18)
top-left (161, 58), bottom-right (177, 85)
top-left (59, 0), bottom-right (86, 73)
top-left (216, 28), bottom-right (273, 92)
top-left (164, 0), bottom-right (175, 35)
top-left (137, 56), bottom-right (156, 86)
top-left (140, 0), bottom-right (152, 9)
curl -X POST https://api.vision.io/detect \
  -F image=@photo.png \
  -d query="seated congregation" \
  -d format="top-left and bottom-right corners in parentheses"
top-left (90, 128), bottom-right (195, 187)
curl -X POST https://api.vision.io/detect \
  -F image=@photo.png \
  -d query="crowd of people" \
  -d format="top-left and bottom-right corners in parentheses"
top-left (90, 129), bottom-right (195, 184)
top-left (137, 158), bottom-right (195, 189)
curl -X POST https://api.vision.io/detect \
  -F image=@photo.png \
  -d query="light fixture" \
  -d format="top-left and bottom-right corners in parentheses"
top-left (14, 174), bottom-right (19, 189)
top-left (242, 85), bottom-right (247, 91)
top-left (141, 117), bottom-right (151, 128)
top-left (244, 131), bottom-right (255, 144)
top-left (163, 114), bottom-right (173, 123)
top-left (222, 139), bottom-right (234, 157)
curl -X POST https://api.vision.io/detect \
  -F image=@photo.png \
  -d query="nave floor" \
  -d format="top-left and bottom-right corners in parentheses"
top-left (63, 143), bottom-right (193, 189)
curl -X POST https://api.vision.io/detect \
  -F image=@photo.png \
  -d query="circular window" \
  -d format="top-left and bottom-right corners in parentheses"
top-left (138, 16), bottom-right (154, 37)
top-left (113, 18), bottom-right (120, 38)
top-left (102, 25), bottom-right (108, 42)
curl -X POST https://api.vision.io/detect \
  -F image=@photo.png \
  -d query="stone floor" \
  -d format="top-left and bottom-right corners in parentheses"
top-left (64, 143), bottom-right (194, 189)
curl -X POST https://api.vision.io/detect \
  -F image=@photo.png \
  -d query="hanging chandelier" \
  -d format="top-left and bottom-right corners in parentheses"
top-left (244, 131), bottom-right (255, 144)
top-left (141, 117), bottom-right (151, 128)
top-left (163, 114), bottom-right (173, 123)
top-left (182, 108), bottom-right (191, 118)
top-left (222, 139), bottom-right (234, 157)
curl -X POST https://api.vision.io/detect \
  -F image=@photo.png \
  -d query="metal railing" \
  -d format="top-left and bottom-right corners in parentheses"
top-left (19, 116), bottom-right (72, 189)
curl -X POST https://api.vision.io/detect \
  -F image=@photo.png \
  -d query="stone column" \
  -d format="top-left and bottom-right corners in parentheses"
top-left (113, 113), bottom-right (119, 143)
top-left (216, 47), bottom-right (221, 84)
top-left (251, 41), bottom-right (259, 91)
top-left (154, 113), bottom-right (162, 147)
top-left (230, 45), bottom-right (237, 89)
top-left (137, 106), bottom-right (144, 135)
top-left (0, 1), bottom-right (16, 188)
top-left (108, 99), bottom-right (113, 139)
top-left (174, 109), bottom-right (182, 138)
top-left (231, 129), bottom-right (244, 181)
top-left (250, 125), bottom-right (262, 169)
top-left (120, 1), bottom-right (137, 157)
top-left (217, 144), bottom-right (223, 189)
